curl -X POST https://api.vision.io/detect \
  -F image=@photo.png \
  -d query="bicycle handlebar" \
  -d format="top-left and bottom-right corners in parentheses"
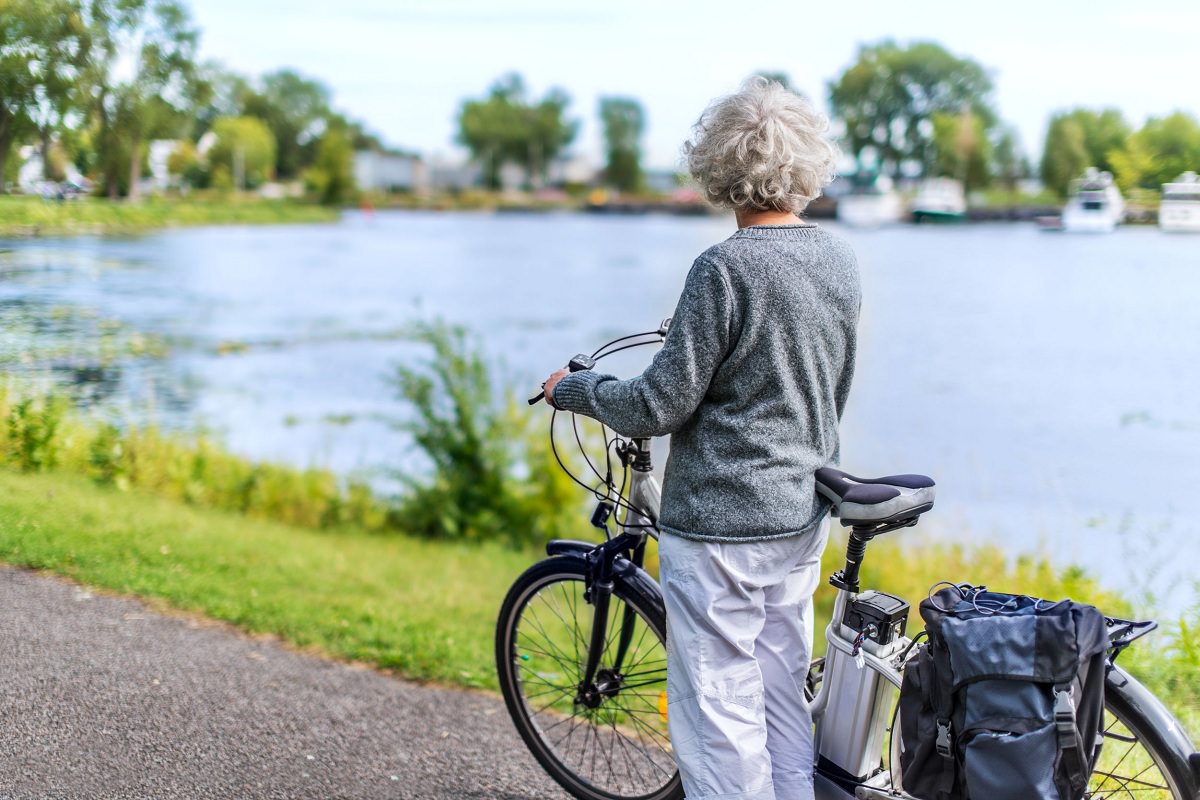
top-left (527, 319), bottom-right (672, 406)
top-left (527, 354), bottom-right (597, 405)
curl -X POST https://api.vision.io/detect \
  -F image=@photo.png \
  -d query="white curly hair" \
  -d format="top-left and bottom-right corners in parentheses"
top-left (684, 76), bottom-right (839, 214)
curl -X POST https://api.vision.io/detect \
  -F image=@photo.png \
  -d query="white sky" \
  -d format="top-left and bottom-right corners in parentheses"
top-left (188, 0), bottom-right (1200, 170)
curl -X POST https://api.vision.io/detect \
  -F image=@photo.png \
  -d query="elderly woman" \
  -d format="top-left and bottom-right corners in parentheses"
top-left (544, 77), bottom-right (859, 800)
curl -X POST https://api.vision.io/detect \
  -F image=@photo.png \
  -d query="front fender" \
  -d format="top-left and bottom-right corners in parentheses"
top-left (545, 539), bottom-right (663, 619)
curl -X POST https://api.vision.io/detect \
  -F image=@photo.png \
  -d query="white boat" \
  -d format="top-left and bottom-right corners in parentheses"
top-left (1062, 168), bottom-right (1125, 233)
top-left (910, 178), bottom-right (966, 223)
top-left (1159, 172), bottom-right (1200, 233)
top-left (836, 174), bottom-right (903, 228)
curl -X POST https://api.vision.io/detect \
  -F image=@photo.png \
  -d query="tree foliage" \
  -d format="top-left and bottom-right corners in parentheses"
top-left (1039, 108), bottom-right (1130, 195)
top-left (0, 0), bottom-right (89, 191)
top-left (829, 40), bottom-right (997, 177)
top-left (241, 69), bottom-right (332, 180)
top-left (83, 0), bottom-right (201, 198)
top-left (1040, 116), bottom-right (1090, 197)
top-left (457, 74), bottom-right (578, 189)
top-left (930, 110), bottom-right (991, 190)
top-left (1109, 112), bottom-right (1200, 192)
top-left (991, 125), bottom-right (1027, 192)
top-left (599, 96), bottom-right (645, 193)
top-left (207, 116), bottom-right (276, 189)
top-left (303, 122), bottom-right (355, 205)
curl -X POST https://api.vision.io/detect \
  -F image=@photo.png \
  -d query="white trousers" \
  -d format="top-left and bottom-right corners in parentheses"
top-left (659, 519), bottom-right (830, 800)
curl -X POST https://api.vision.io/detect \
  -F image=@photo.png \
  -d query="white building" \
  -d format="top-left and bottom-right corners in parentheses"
top-left (353, 151), bottom-right (425, 192)
top-left (148, 140), bottom-right (179, 191)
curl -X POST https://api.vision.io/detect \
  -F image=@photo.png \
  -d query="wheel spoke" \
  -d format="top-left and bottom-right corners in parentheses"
top-left (501, 570), bottom-right (676, 798)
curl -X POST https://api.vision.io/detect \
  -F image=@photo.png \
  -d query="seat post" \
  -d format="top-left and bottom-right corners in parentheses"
top-left (829, 528), bottom-right (873, 593)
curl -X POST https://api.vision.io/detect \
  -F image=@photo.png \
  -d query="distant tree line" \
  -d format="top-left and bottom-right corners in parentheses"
top-left (455, 74), bottom-right (651, 194)
top-left (829, 40), bottom-right (1200, 198)
top-left (5, 5), bottom-right (1196, 204)
top-left (0, 0), bottom-right (369, 203)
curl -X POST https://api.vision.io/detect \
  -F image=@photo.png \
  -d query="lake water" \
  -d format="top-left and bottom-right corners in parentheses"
top-left (2, 212), bottom-right (1198, 612)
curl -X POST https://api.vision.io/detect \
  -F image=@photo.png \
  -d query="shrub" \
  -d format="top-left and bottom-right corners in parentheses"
top-left (391, 321), bottom-right (585, 547)
top-left (5, 396), bottom-right (68, 471)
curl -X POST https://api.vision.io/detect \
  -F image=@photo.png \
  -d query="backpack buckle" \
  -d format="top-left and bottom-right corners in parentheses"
top-left (935, 719), bottom-right (953, 758)
top-left (1054, 688), bottom-right (1077, 748)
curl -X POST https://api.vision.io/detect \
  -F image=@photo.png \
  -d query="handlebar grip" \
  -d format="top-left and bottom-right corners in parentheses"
top-left (528, 391), bottom-right (544, 405)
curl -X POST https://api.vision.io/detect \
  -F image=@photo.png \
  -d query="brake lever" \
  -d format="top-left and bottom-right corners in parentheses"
top-left (529, 353), bottom-right (597, 405)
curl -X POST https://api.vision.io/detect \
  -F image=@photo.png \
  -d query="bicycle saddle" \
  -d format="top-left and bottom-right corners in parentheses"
top-left (815, 468), bottom-right (936, 526)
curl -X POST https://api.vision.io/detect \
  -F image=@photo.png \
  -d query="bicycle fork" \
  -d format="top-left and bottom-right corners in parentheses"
top-left (575, 532), bottom-right (643, 709)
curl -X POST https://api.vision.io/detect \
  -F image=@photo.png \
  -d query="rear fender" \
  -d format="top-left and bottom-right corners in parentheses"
top-left (1106, 664), bottom-right (1199, 797)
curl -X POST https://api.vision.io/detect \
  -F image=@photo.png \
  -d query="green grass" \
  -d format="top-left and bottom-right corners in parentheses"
top-left (1, 466), bottom-right (1195, 739)
top-left (0, 195), bottom-right (337, 236)
top-left (0, 469), bottom-right (530, 688)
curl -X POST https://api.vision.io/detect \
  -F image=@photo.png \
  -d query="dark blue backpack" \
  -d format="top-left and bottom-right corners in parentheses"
top-left (898, 584), bottom-right (1110, 800)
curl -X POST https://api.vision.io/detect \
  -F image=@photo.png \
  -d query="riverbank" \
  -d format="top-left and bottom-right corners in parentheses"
top-left (0, 468), bottom-right (1196, 737)
top-left (0, 195), bottom-right (338, 237)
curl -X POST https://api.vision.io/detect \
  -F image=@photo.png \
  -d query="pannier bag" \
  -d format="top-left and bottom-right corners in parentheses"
top-left (898, 583), bottom-right (1110, 800)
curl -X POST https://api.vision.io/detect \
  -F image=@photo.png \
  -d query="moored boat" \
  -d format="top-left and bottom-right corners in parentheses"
top-left (911, 178), bottom-right (966, 223)
top-left (836, 174), bottom-right (903, 228)
top-left (1062, 168), bottom-right (1124, 233)
top-left (1159, 172), bottom-right (1200, 233)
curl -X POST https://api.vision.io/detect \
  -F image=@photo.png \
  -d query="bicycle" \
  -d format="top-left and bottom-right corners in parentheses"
top-left (495, 325), bottom-right (1200, 800)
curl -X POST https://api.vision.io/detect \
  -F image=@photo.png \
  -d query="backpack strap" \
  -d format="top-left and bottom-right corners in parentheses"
top-left (929, 642), bottom-right (959, 796)
top-left (1054, 684), bottom-right (1089, 795)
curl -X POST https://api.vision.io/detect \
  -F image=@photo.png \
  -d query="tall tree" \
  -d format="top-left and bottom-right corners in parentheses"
top-left (1040, 108), bottom-right (1129, 188)
top-left (598, 96), bottom-right (645, 193)
top-left (930, 109), bottom-right (992, 190)
top-left (0, 0), bottom-right (88, 191)
top-left (241, 69), bottom-right (332, 180)
top-left (991, 125), bottom-right (1027, 193)
top-left (828, 40), bottom-right (997, 178)
top-left (83, 0), bottom-right (200, 198)
top-left (207, 116), bottom-right (276, 189)
top-left (1109, 112), bottom-right (1200, 192)
top-left (457, 74), bottom-right (578, 189)
top-left (304, 121), bottom-right (355, 206)
top-left (1039, 115), bottom-right (1089, 197)
top-left (187, 61), bottom-right (251, 140)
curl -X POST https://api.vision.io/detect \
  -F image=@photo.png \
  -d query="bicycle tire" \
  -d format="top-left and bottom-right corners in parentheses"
top-left (885, 664), bottom-right (1198, 799)
top-left (496, 555), bottom-right (683, 800)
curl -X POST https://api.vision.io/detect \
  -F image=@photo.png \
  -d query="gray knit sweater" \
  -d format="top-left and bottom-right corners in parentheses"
top-left (552, 224), bottom-right (860, 543)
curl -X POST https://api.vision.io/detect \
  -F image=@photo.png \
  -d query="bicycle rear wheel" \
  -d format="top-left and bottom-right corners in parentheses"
top-left (1088, 678), bottom-right (1195, 799)
top-left (496, 556), bottom-right (681, 800)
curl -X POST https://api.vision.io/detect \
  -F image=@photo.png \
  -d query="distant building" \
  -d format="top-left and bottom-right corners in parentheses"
top-left (426, 155), bottom-right (482, 191)
top-left (354, 150), bottom-right (425, 192)
top-left (547, 155), bottom-right (596, 186)
top-left (643, 169), bottom-right (682, 194)
top-left (16, 146), bottom-right (42, 193)
top-left (148, 140), bottom-right (179, 192)
top-left (15, 145), bottom-right (89, 195)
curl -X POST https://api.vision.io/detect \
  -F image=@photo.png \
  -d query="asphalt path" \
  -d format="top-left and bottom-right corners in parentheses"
top-left (0, 566), bottom-right (572, 799)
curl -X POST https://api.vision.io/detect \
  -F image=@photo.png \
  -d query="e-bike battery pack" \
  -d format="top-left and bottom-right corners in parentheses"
top-left (841, 590), bottom-right (908, 645)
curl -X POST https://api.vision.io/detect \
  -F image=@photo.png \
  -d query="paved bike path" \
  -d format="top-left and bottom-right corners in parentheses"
top-left (0, 566), bottom-right (571, 799)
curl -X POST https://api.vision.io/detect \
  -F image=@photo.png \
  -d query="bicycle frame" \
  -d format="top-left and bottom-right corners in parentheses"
top-left (810, 589), bottom-right (913, 799)
top-left (566, 436), bottom-right (911, 799)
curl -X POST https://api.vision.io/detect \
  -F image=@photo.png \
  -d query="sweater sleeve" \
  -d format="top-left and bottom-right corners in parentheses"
top-left (551, 257), bottom-right (733, 438)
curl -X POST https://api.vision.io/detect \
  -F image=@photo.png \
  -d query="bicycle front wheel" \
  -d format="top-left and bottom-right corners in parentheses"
top-left (496, 556), bottom-right (681, 800)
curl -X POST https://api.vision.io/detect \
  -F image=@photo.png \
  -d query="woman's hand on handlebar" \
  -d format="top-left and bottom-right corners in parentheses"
top-left (542, 368), bottom-right (569, 408)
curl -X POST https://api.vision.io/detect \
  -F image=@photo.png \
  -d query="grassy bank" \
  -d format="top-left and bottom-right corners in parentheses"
top-left (0, 195), bottom-right (338, 236)
top-left (0, 468), bottom-right (1194, 740)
